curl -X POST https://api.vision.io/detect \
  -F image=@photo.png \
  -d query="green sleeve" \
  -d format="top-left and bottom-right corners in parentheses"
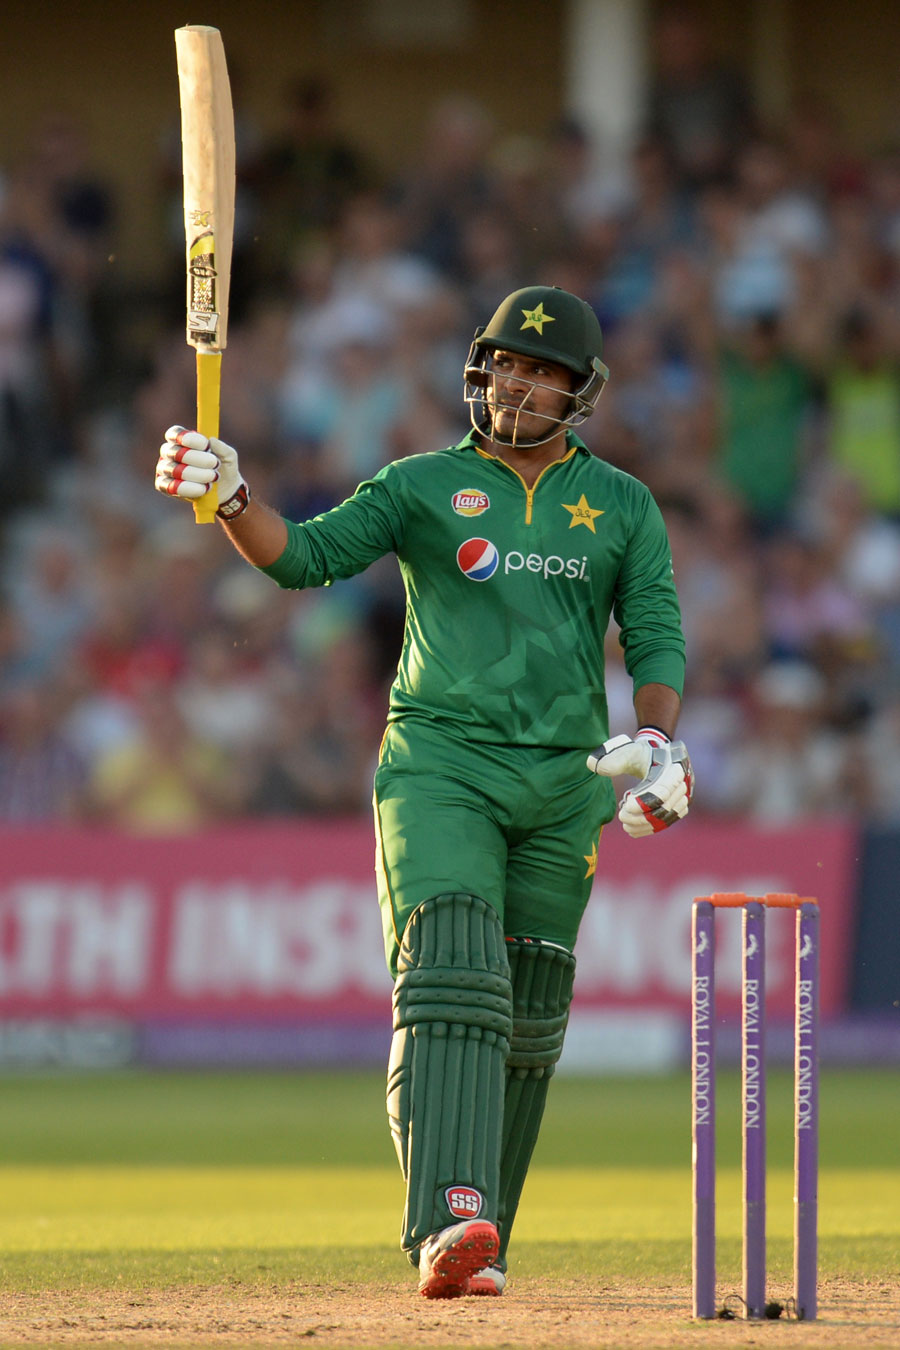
top-left (256, 469), bottom-right (405, 590)
top-left (612, 487), bottom-right (685, 696)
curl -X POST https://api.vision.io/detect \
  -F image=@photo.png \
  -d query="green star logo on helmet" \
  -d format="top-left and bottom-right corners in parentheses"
top-left (520, 302), bottom-right (555, 334)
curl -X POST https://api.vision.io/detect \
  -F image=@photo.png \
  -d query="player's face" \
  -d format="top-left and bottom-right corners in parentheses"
top-left (487, 350), bottom-right (574, 444)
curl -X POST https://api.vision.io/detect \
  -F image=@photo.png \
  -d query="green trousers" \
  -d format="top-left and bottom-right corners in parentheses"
top-left (373, 720), bottom-right (614, 976)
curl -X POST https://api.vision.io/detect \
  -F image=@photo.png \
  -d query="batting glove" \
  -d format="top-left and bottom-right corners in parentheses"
top-left (587, 727), bottom-right (694, 837)
top-left (154, 426), bottom-right (245, 511)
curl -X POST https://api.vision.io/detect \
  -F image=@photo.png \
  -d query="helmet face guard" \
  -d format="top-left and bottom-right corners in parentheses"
top-left (465, 339), bottom-right (609, 447)
top-left (463, 285), bottom-right (609, 448)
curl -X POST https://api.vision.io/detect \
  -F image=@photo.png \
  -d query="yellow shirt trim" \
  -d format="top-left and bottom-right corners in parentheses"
top-left (474, 444), bottom-right (578, 524)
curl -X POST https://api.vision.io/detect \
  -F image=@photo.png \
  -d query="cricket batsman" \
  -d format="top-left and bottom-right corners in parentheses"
top-left (155, 285), bottom-right (692, 1296)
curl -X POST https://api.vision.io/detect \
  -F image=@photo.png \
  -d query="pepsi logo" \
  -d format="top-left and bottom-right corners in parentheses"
top-left (457, 537), bottom-right (499, 581)
top-left (445, 1185), bottom-right (484, 1219)
top-left (452, 489), bottom-right (490, 517)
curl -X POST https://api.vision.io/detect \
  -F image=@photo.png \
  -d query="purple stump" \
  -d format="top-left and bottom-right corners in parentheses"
top-left (742, 901), bottom-right (766, 1318)
top-left (692, 900), bottom-right (716, 1319)
top-left (794, 902), bottom-right (819, 1320)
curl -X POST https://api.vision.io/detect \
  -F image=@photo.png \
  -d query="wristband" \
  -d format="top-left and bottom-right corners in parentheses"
top-left (216, 481), bottom-right (251, 520)
top-left (635, 725), bottom-right (671, 747)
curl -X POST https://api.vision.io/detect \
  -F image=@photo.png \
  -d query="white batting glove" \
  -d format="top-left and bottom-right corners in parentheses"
top-left (154, 426), bottom-right (244, 507)
top-left (587, 727), bottom-right (694, 837)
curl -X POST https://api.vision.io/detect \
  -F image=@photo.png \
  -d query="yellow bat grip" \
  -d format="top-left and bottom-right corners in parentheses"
top-left (192, 349), bottom-right (221, 523)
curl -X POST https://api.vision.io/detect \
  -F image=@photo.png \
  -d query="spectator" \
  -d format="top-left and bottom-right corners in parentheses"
top-left (826, 309), bottom-right (900, 515)
top-left (851, 690), bottom-right (900, 824)
top-left (0, 597), bottom-right (30, 694)
top-left (24, 111), bottom-right (119, 409)
top-left (86, 586), bottom-right (173, 692)
top-left (243, 625), bottom-right (379, 817)
top-left (784, 95), bottom-right (868, 205)
top-left (0, 682), bottom-right (87, 822)
top-left (176, 629), bottom-right (278, 754)
top-left (762, 530), bottom-right (874, 678)
top-left (870, 144), bottom-right (900, 257)
top-left (595, 139), bottom-right (696, 324)
top-left (716, 312), bottom-right (815, 531)
top-left (543, 117), bottom-right (631, 237)
top-left (256, 74), bottom-right (370, 289)
top-left (645, 4), bottom-right (754, 193)
top-left (331, 191), bottom-right (446, 321)
top-left (278, 302), bottom-right (407, 500)
top-left (719, 661), bottom-right (849, 823)
top-left (0, 169), bottom-right (63, 516)
top-left (735, 134), bottom-right (829, 262)
top-left (395, 95), bottom-right (496, 278)
top-left (87, 679), bottom-right (239, 832)
top-left (3, 64), bottom-right (900, 834)
top-left (457, 207), bottom-right (523, 318)
top-left (664, 489), bottom-right (766, 682)
top-left (698, 182), bottom-right (795, 325)
top-left (7, 525), bottom-right (97, 679)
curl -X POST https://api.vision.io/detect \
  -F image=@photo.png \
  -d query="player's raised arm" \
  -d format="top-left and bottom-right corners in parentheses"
top-left (154, 426), bottom-right (286, 567)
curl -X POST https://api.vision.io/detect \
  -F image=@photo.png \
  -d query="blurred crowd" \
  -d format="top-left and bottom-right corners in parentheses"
top-left (2, 8), bottom-right (900, 832)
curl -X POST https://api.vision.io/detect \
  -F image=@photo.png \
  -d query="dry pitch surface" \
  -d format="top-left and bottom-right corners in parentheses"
top-left (2, 1072), bottom-right (897, 1349)
top-left (2, 1277), bottom-right (900, 1349)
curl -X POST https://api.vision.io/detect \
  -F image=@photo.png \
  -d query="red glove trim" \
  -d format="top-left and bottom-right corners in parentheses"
top-left (635, 725), bottom-right (671, 748)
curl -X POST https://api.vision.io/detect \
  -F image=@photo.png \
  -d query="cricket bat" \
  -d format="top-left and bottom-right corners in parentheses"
top-left (175, 24), bottom-right (236, 523)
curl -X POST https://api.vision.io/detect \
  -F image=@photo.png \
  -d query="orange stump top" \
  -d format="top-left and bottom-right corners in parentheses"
top-left (694, 892), bottom-right (818, 908)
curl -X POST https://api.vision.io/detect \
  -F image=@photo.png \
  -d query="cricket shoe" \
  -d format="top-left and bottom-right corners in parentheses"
top-left (417, 1220), bottom-right (500, 1298)
top-left (465, 1266), bottom-right (506, 1296)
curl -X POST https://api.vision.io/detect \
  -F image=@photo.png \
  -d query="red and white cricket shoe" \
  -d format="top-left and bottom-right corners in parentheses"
top-left (417, 1220), bottom-right (500, 1298)
top-left (465, 1265), bottom-right (506, 1295)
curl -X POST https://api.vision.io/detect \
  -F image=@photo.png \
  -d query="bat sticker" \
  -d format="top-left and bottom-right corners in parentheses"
top-left (188, 232), bottom-right (218, 337)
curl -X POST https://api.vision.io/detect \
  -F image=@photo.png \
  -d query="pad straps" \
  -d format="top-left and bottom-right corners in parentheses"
top-left (388, 894), bottom-right (512, 1253)
top-left (497, 938), bottom-right (576, 1265)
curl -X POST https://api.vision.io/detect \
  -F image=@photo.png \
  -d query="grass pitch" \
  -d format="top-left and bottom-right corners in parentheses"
top-left (0, 1068), bottom-right (897, 1345)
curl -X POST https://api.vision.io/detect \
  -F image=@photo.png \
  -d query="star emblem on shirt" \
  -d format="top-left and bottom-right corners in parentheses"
top-left (562, 494), bottom-right (604, 532)
top-left (583, 840), bottom-right (598, 879)
top-left (520, 302), bottom-right (555, 334)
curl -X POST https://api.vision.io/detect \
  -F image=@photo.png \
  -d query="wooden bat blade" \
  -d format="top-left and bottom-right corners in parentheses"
top-left (175, 24), bottom-right (235, 354)
top-left (175, 24), bottom-right (235, 523)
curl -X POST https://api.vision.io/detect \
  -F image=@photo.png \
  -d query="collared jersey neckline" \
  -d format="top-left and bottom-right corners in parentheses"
top-left (461, 429), bottom-right (590, 525)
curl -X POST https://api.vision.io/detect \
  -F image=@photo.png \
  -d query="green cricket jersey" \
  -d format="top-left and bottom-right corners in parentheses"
top-left (259, 430), bottom-right (685, 749)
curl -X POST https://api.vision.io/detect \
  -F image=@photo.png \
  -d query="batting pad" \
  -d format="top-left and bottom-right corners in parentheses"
top-left (387, 893), bottom-right (512, 1253)
top-left (497, 938), bottom-right (576, 1264)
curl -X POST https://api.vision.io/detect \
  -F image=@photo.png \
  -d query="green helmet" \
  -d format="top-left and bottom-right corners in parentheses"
top-left (464, 285), bottom-right (609, 447)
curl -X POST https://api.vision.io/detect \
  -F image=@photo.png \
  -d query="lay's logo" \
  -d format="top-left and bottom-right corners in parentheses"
top-left (452, 489), bottom-right (490, 517)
